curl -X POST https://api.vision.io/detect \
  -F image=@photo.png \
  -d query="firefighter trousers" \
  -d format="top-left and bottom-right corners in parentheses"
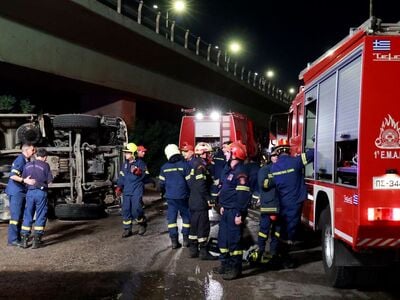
top-left (188, 209), bottom-right (210, 244)
top-left (21, 189), bottom-right (48, 236)
top-left (258, 214), bottom-right (279, 254)
top-left (218, 208), bottom-right (243, 272)
top-left (279, 202), bottom-right (302, 243)
top-left (166, 198), bottom-right (190, 238)
top-left (122, 193), bottom-right (146, 230)
top-left (7, 193), bottom-right (25, 244)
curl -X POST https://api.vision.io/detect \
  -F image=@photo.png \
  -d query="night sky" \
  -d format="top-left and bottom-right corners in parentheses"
top-left (157, 0), bottom-right (400, 91)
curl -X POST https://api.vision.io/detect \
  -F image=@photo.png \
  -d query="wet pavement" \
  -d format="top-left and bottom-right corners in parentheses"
top-left (0, 188), bottom-right (399, 299)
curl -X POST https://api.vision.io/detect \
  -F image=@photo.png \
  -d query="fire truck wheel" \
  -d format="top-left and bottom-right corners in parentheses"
top-left (320, 207), bottom-right (354, 288)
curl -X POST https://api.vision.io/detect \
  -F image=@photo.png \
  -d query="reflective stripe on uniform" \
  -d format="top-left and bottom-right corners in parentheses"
top-left (168, 223), bottom-right (177, 228)
top-left (236, 185), bottom-right (250, 192)
top-left (252, 194), bottom-right (260, 200)
top-left (189, 235), bottom-right (198, 240)
top-left (159, 175), bottom-right (165, 181)
top-left (182, 223), bottom-right (190, 228)
top-left (119, 171), bottom-right (125, 176)
top-left (219, 248), bottom-right (229, 253)
top-left (185, 175), bottom-right (191, 181)
top-left (271, 168), bottom-right (295, 176)
top-left (136, 218), bottom-right (145, 223)
top-left (263, 179), bottom-right (269, 188)
top-left (211, 193), bottom-right (219, 197)
top-left (260, 207), bottom-right (278, 213)
top-left (230, 250), bottom-right (243, 256)
top-left (11, 169), bottom-right (21, 175)
top-left (9, 220), bottom-right (19, 225)
top-left (164, 168), bottom-right (184, 173)
top-left (198, 237), bottom-right (208, 243)
top-left (123, 220), bottom-right (132, 225)
top-left (21, 226), bottom-right (31, 231)
top-left (275, 231), bottom-right (280, 238)
top-left (258, 232), bottom-right (268, 238)
top-left (195, 174), bottom-right (205, 180)
top-left (34, 226), bottom-right (44, 231)
top-left (301, 153), bottom-right (308, 165)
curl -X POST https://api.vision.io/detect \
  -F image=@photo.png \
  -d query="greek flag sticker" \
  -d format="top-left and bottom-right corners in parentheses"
top-left (373, 40), bottom-right (391, 51)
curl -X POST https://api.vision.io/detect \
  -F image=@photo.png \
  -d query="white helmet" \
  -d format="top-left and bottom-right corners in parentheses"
top-left (194, 142), bottom-right (212, 155)
top-left (164, 144), bottom-right (181, 160)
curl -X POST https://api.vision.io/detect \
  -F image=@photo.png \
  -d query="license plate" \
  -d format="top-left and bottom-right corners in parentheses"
top-left (373, 174), bottom-right (400, 190)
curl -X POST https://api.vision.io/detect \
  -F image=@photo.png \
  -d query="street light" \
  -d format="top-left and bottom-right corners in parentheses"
top-left (266, 69), bottom-right (275, 79)
top-left (289, 87), bottom-right (296, 94)
top-left (228, 41), bottom-right (242, 54)
top-left (166, 0), bottom-right (186, 34)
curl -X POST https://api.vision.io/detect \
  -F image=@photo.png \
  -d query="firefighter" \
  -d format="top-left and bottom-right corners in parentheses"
top-left (268, 139), bottom-right (314, 267)
top-left (116, 143), bottom-right (148, 237)
top-left (209, 141), bottom-right (231, 202)
top-left (253, 148), bottom-right (280, 264)
top-left (215, 141), bottom-right (251, 280)
top-left (20, 148), bottom-right (53, 249)
top-left (245, 154), bottom-right (260, 209)
top-left (137, 145), bottom-right (151, 208)
top-left (159, 144), bottom-right (191, 249)
top-left (187, 142), bottom-right (217, 260)
top-left (180, 142), bottom-right (195, 168)
top-left (5, 144), bottom-right (36, 247)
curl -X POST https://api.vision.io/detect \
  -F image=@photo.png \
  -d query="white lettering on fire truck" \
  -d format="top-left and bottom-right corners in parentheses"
top-left (373, 53), bottom-right (400, 62)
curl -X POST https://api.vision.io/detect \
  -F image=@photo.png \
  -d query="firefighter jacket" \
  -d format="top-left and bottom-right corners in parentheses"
top-left (22, 160), bottom-right (53, 191)
top-left (269, 149), bottom-right (314, 205)
top-left (219, 161), bottom-right (251, 215)
top-left (5, 154), bottom-right (28, 196)
top-left (257, 163), bottom-right (279, 214)
top-left (159, 154), bottom-right (191, 200)
top-left (117, 158), bottom-right (147, 196)
top-left (209, 149), bottom-right (226, 200)
top-left (188, 157), bottom-right (213, 211)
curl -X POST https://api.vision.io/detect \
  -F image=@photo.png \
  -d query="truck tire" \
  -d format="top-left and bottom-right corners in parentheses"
top-left (55, 203), bottom-right (107, 220)
top-left (320, 207), bottom-right (354, 288)
top-left (53, 114), bottom-right (99, 129)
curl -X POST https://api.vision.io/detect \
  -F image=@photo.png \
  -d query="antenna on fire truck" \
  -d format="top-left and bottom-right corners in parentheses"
top-left (369, 0), bottom-right (373, 19)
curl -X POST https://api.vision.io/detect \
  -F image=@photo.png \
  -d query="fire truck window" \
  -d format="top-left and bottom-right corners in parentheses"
top-left (304, 101), bottom-right (316, 179)
top-left (336, 140), bottom-right (358, 186)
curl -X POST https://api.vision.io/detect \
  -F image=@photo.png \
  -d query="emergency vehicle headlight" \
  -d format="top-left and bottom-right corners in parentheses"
top-left (195, 112), bottom-right (204, 120)
top-left (368, 207), bottom-right (400, 221)
top-left (210, 111), bottom-right (221, 121)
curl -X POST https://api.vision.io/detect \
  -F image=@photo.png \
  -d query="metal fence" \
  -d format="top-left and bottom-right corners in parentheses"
top-left (97, 0), bottom-right (292, 105)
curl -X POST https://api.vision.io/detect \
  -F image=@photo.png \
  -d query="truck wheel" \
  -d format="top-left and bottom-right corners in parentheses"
top-left (52, 114), bottom-right (99, 129)
top-left (55, 203), bottom-right (107, 220)
top-left (320, 207), bottom-right (354, 287)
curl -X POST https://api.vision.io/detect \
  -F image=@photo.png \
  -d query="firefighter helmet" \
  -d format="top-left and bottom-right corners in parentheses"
top-left (165, 144), bottom-right (181, 160)
top-left (180, 142), bottom-right (194, 152)
top-left (275, 138), bottom-right (290, 155)
top-left (229, 141), bottom-right (247, 160)
top-left (137, 145), bottom-right (147, 152)
top-left (194, 142), bottom-right (212, 155)
top-left (122, 143), bottom-right (137, 153)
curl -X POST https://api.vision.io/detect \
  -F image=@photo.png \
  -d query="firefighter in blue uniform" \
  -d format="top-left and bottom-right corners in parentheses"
top-left (209, 141), bottom-right (230, 202)
top-left (5, 144), bottom-right (36, 246)
top-left (187, 142), bottom-right (216, 260)
top-left (116, 143), bottom-right (148, 237)
top-left (215, 141), bottom-right (251, 280)
top-left (253, 148), bottom-right (280, 264)
top-left (20, 148), bottom-right (53, 249)
top-left (159, 144), bottom-right (191, 249)
top-left (268, 139), bottom-right (314, 267)
top-left (245, 154), bottom-right (260, 209)
top-left (180, 142), bottom-right (196, 169)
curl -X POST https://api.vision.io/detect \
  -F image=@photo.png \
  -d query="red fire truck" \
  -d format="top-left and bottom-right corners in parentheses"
top-left (270, 18), bottom-right (400, 287)
top-left (179, 108), bottom-right (257, 157)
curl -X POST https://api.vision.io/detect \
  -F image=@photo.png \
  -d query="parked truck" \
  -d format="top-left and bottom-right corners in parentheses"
top-left (0, 113), bottom-right (128, 220)
top-left (269, 18), bottom-right (400, 287)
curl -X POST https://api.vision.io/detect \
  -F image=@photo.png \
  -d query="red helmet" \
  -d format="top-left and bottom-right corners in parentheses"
top-left (180, 141), bottom-right (194, 152)
top-left (137, 145), bottom-right (147, 152)
top-left (275, 138), bottom-right (290, 155)
top-left (229, 141), bottom-right (247, 160)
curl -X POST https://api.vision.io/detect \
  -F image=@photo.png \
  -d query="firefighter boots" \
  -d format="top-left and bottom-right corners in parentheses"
top-left (213, 261), bottom-right (228, 275)
top-left (138, 223), bottom-right (147, 235)
top-left (222, 267), bottom-right (241, 280)
top-left (122, 230), bottom-right (133, 238)
top-left (182, 235), bottom-right (190, 248)
top-left (171, 236), bottom-right (182, 249)
top-left (199, 243), bottom-right (218, 260)
top-left (189, 241), bottom-right (199, 258)
top-left (20, 234), bottom-right (29, 249)
top-left (32, 234), bottom-right (42, 249)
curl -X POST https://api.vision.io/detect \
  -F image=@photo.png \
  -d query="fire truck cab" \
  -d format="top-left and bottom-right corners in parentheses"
top-left (270, 18), bottom-right (400, 287)
top-left (179, 108), bottom-right (257, 157)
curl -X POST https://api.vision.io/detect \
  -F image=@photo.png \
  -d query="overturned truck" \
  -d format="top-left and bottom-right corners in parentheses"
top-left (0, 113), bottom-right (128, 220)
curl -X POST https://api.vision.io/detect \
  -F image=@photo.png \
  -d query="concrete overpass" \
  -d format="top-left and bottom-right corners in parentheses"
top-left (0, 0), bottom-right (291, 126)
